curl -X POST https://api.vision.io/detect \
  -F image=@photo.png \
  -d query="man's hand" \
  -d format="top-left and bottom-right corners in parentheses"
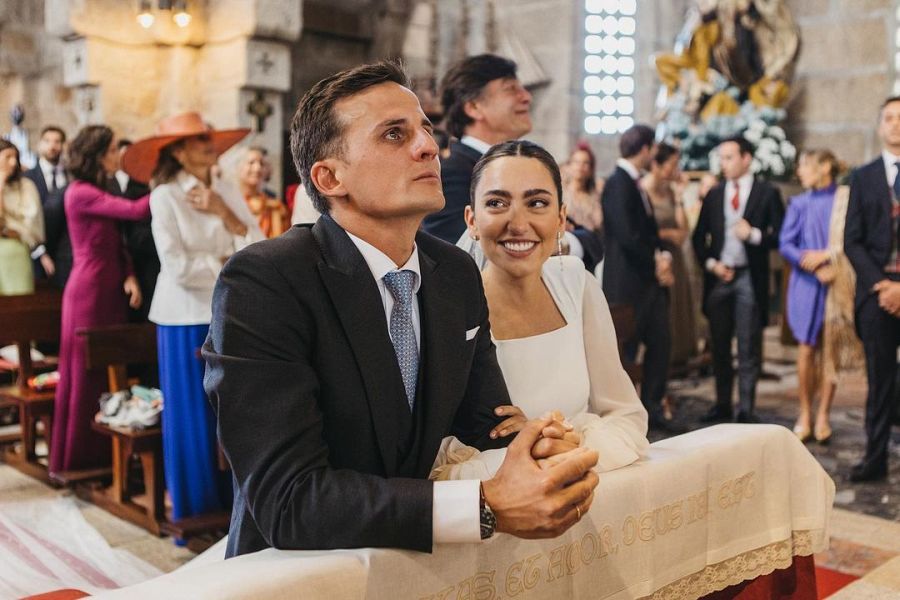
top-left (799, 249), bottom-right (830, 272)
top-left (655, 253), bottom-right (675, 287)
top-left (733, 219), bottom-right (752, 241)
top-left (875, 280), bottom-right (900, 317)
top-left (712, 261), bottom-right (735, 283)
top-left (483, 418), bottom-right (599, 539)
top-left (815, 264), bottom-right (836, 285)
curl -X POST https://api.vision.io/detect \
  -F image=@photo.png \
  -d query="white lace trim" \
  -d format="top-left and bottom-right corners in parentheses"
top-left (644, 530), bottom-right (820, 600)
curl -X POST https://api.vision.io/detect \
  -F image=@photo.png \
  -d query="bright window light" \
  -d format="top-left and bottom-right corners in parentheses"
top-left (585, 55), bottom-right (604, 73)
top-left (585, 116), bottom-right (603, 134)
top-left (584, 75), bottom-right (603, 94)
top-left (582, 1), bottom-right (637, 135)
top-left (585, 35), bottom-right (603, 53)
top-left (584, 95), bottom-right (603, 114)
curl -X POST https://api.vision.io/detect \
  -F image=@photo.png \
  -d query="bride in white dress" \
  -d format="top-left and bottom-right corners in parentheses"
top-left (432, 140), bottom-right (649, 480)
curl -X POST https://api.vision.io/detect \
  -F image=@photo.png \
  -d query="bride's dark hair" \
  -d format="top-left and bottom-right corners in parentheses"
top-left (469, 140), bottom-right (563, 210)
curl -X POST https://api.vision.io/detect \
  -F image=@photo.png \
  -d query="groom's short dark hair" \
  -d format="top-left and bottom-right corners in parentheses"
top-left (290, 60), bottom-right (411, 214)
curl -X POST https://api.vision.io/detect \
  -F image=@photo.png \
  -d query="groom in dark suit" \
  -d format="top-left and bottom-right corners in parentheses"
top-left (844, 96), bottom-right (900, 482)
top-left (204, 61), bottom-right (599, 558)
top-left (692, 136), bottom-right (784, 424)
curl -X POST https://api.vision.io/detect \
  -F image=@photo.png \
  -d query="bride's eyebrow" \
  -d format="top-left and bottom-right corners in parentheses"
top-left (523, 188), bottom-right (552, 197)
top-left (482, 189), bottom-right (512, 198)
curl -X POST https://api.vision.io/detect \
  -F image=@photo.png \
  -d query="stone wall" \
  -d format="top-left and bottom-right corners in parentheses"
top-left (787, 0), bottom-right (894, 167)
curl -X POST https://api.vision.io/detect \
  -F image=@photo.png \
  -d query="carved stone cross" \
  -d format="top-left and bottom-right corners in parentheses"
top-left (256, 51), bottom-right (275, 75)
top-left (247, 91), bottom-right (273, 132)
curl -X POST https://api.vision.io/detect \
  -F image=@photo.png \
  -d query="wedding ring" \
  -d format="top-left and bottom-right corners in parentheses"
top-left (575, 505), bottom-right (582, 520)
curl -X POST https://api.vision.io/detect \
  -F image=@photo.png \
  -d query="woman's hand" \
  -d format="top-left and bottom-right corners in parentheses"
top-left (123, 275), bottom-right (142, 309)
top-left (39, 254), bottom-right (56, 276)
top-left (491, 405), bottom-right (528, 439)
top-left (799, 249), bottom-right (829, 272)
top-left (815, 264), bottom-right (836, 284)
top-left (186, 186), bottom-right (226, 217)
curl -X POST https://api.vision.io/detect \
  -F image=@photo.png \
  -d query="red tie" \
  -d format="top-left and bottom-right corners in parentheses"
top-left (731, 183), bottom-right (740, 211)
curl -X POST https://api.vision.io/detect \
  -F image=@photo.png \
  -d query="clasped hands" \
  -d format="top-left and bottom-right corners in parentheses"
top-left (482, 406), bottom-right (599, 540)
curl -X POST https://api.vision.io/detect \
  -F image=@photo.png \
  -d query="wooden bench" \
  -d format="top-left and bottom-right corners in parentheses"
top-left (73, 323), bottom-right (164, 534)
top-left (0, 288), bottom-right (61, 482)
top-left (608, 303), bottom-right (642, 383)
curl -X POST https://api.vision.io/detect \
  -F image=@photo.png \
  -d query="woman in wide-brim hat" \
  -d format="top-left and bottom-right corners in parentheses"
top-left (123, 112), bottom-right (263, 526)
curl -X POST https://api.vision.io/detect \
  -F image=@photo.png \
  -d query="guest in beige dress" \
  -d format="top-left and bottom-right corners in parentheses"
top-left (643, 142), bottom-right (698, 367)
top-left (562, 142), bottom-right (604, 232)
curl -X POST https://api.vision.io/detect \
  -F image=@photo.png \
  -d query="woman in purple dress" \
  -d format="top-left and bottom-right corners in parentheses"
top-left (50, 126), bottom-right (150, 475)
top-left (779, 149), bottom-right (841, 445)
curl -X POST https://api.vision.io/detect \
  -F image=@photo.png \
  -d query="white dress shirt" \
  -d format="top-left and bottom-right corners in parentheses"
top-left (149, 171), bottom-right (264, 326)
top-left (707, 172), bottom-right (763, 272)
top-left (881, 150), bottom-right (900, 192)
top-left (345, 231), bottom-right (482, 544)
top-left (38, 157), bottom-right (66, 191)
top-left (459, 135), bottom-right (492, 155)
top-left (114, 170), bottom-right (130, 194)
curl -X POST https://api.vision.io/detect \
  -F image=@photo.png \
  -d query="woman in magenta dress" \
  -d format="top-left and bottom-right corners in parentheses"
top-left (50, 125), bottom-right (150, 475)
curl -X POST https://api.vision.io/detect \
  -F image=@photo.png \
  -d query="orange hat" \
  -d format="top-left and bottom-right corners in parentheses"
top-left (121, 112), bottom-right (250, 183)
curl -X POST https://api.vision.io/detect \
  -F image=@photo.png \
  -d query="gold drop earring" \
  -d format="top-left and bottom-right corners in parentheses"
top-left (557, 230), bottom-right (564, 271)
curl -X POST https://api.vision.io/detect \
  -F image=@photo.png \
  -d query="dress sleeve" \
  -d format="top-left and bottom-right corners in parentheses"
top-left (778, 198), bottom-right (804, 268)
top-left (150, 189), bottom-right (222, 290)
top-left (78, 184), bottom-right (151, 221)
top-left (7, 179), bottom-right (45, 249)
top-left (578, 269), bottom-right (650, 471)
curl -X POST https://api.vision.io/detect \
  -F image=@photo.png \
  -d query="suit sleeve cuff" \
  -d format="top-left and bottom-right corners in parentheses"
top-left (705, 258), bottom-right (718, 272)
top-left (748, 227), bottom-right (762, 245)
top-left (432, 479), bottom-right (481, 544)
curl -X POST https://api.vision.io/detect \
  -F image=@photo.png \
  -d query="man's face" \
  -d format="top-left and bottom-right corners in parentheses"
top-left (879, 100), bottom-right (900, 149)
top-left (470, 77), bottom-right (532, 140)
top-left (326, 81), bottom-right (443, 221)
top-left (39, 131), bottom-right (64, 164)
top-left (718, 141), bottom-right (751, 180)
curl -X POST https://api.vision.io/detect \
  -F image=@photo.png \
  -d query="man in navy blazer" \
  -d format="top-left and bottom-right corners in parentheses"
top-left (692, 136), bottom-right (784, 424)
top-left (844, 96), bottom-right (900, 482)
top-left (204, 61), bottom-right (599, 558)
top-left (422, 54), bottom-right (532, 243)
top-left (602, 124), bottom-right (677, 432)
top-left (24, 125), bottom-right (72, 288)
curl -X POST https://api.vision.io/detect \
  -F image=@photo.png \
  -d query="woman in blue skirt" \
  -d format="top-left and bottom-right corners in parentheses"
top-left (122, 113), bottom-right (263, 524)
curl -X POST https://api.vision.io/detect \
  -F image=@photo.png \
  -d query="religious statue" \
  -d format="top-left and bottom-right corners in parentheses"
top-left (655, 0), bottom-right (799, 121)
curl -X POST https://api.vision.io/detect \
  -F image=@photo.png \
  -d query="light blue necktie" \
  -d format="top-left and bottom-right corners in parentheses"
top-left (383, 270), bottom-right (419, 411)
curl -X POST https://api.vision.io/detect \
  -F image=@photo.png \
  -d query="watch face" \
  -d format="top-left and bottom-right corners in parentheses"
top-left (480, 504), bottom-right (496, 540)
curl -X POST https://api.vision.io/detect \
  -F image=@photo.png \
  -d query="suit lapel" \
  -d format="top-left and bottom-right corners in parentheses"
top-left (312, 215), bottom-right (407, 473)
top-left (743, 179), bottom-right (762, 223)
top-left (29, 168), bottom-right (49, 202)
top-left (416, 240), bottom-right (467, 469)
top-left (710, 185), bottom-right (726, 252)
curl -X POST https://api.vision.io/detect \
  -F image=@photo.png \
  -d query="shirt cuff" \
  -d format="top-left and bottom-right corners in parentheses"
top-left (705, 258), bottom-right (718, 272)
top-left (563, 231), bottom-right (584, 258)
top-left (748, 227), bottom-right (762, 245)
top-left (432, 479), bottom-right (481, 544)
top-left (31, 244), bottom-right (47, 260)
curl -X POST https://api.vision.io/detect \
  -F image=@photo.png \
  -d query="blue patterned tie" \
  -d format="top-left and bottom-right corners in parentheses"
top-left (383, 270), bottom-right (419, 411)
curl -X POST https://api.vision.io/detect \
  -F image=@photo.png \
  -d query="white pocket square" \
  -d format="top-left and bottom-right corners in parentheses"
top-left (465, 326), bottom-right (480, 341)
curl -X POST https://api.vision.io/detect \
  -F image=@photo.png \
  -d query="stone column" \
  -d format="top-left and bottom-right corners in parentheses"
top-left (46, 0), bottom-right (301, 194)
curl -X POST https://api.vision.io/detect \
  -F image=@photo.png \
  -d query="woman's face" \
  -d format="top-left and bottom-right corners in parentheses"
top-left (654, 153), bottom-right (681, 181)
top-left (174, 134), bottom-right (218, 174)
top-left (465, 155), bottom-right (565, 279)
top-left (568, 150), bottom-right (593, 184)
top-left (239, 149), bottom-right (265, 190)
top-left (0, 148), bottom-right (19, 181)
top-left (100, 135), bottom-right (119, 176)
top-left (796, 154), bottom-right (830, 189)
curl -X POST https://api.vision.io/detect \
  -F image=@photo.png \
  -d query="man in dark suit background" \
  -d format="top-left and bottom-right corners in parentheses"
top-left (844, 96), bottom-right (900, 482)
top-left (422, 54), bottom-right (532, 243)
top-left (692, 136), bottom-right (784, 424)
top-left (204, 61), bottom-right (599, 558)
top-left (601, 124), bottom-right (676, 432)
top-left (25, 125), bottom-right (72, 288)
top-left (108, 138), bottom-right (157, 323)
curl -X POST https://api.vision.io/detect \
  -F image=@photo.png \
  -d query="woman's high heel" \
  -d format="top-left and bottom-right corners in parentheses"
top-left (793, 422), bottom-right (812, 443)
top-left (814, 423), bottom-right (832, 445)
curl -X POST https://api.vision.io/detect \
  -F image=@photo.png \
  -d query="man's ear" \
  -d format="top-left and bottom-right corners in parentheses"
top-left (309, 159), bottom-right (347, 201)
top-left (463, 98), bottom-right (484, 123)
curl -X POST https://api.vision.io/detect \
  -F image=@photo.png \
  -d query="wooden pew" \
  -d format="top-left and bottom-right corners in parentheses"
top-left (608, 303), bottom-right (642, 383)
top-left (73, 323), bottom-right (165, 535)
top-left (0, 288), bottom-right (61, 483)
